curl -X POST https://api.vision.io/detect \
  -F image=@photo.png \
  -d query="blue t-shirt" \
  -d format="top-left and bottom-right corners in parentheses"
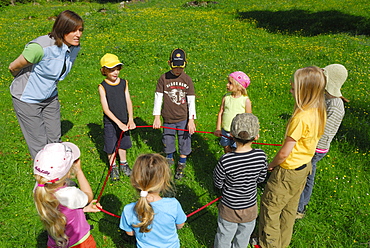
top-left (120, 198), bottom-right (187, 248)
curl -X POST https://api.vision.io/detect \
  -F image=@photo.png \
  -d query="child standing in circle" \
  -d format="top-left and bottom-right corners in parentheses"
top-left (33, 142), bottom-right (101, 248)
top-left (214, 71), bottom-right (252, 153)
top-left (98, 53), bottom-right (136, 181)
top-left (258, 66), bottom-right (327, 248)
top-left (153, 48), bottom-right (196, 179)
top-left (214, 113), bottom-right (267, 248)
top-left (120, 153), bottom-right (187, 248)
top-left (297, 64), bottom-right (349, 218)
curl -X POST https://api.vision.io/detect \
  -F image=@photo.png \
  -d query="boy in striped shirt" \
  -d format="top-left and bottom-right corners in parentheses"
top-left (213, 113), bottom-right (267, 248)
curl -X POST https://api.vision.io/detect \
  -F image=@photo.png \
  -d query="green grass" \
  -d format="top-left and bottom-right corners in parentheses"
top-left (0, 0), bottom-right (369, 247)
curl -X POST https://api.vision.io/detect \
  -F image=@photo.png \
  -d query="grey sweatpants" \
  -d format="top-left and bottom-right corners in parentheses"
top-left (12, 96), bottom-right (61, 159)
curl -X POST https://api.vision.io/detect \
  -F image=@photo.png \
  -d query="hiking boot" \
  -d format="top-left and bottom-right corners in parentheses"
top-left (110, 166), bottom-right (120, 181)
top-left (296, 211), bottom-right (305, 219)
top-left (120, 162), bottom-right (132, 176)
top-left (175, 162), bottom-right (186, 180)
top-left (166, 157), bottom-right (174, 166)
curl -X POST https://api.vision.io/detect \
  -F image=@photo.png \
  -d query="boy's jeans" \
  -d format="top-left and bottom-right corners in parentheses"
top-left (298, 152), bottom-right (327, 213)
top-left (214, 216), bottom-right (255, 248)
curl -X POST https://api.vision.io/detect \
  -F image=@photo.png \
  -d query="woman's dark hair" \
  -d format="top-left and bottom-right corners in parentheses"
top-left (49, 10), bottom-right (84, 47)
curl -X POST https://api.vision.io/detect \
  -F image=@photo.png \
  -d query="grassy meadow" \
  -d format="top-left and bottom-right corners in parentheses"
top-left (0, 0), bottom-right (369, 247)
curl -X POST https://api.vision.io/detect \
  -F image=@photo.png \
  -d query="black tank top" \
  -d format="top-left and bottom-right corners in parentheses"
top-left (100, 78), bottom-right (128, 124)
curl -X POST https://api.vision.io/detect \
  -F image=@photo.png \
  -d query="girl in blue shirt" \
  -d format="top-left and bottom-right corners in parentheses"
top-left (120, 153), bottom-right (187, 248)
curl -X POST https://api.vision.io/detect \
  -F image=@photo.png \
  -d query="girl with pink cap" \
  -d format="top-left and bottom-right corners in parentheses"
top-left (214, 71), bottom-right (252, 153)
top-left (33, 142), bottom-right (102, 248)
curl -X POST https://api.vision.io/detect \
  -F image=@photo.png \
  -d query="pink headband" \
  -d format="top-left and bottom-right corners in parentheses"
top-left (229, 71), bottom-right (250, 89)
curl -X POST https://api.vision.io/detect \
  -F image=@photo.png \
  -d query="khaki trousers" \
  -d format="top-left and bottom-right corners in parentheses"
top-left (12, 96), bottom-right (61, 159)
top-left (259, 163), bottom-right (311, 248)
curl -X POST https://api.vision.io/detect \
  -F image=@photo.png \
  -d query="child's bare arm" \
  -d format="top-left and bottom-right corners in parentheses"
top-left (125, 81), bottom-right (136, 130)
top-left (176, 223), bottom-right (185, 229)
top-left (245, 98), bottom-right (252, 113)
top-left (187, 119), bottom-right (196, 134)
top-left (214, 97), bottom-right (225, 137)
top-left (83, 200), bottom-right (102, 213)
top-left (153, 115), bottom-right (161, 129)
top-left (268, 137), bottom-right (296, 170)
top-left (74, 159), bottom-right (94, 202)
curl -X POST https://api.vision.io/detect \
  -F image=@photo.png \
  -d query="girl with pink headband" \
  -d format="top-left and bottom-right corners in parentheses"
top-left (214, 71), bottom-right (252, 153)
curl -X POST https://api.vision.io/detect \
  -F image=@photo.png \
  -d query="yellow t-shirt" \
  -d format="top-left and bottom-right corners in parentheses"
top-left (280, 108), bottom-right (321, 170)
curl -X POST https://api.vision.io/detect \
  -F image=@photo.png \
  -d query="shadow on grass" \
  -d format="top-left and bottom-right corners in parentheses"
top-left (36, 230), bottom-right (48, 248)
top-left (279, 113), bottom-right (291, 121)
top-left (237, 10), bottom-right (370, 36)
top-left (336, 101), bottom-right (370, 152)
top-left (98, 194), bottom-right (136, 248)
top-left (61, 120), bottom-right (73, 137)
top-left (190, 132), bottom-right (219, 194)
top-left (184, 132), bottom-right (220, 246)
top-left (176, 184), bottom-right (218, 247)
top-left (87, 123), bottom-right (108, 165)
top-left (131, 117), bottom-right (164, 154)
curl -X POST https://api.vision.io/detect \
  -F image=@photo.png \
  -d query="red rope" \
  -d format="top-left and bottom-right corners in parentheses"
top-left (95, 125), bottom-right (281, 219)
top-left (96, 130), bottom-right (124, 203)
top-left (136, 125), bottom-right (282, 146)
top-left (186, 196), bottom-right (222, 218)
top-left (96, 205), bottom-right (121, 218)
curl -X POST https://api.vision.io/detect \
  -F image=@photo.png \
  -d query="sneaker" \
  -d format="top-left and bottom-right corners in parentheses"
top-left (175, 162), bottom-right (186, 180)
top-left (166, 157), bottom-right (175, 166)
top-left (296, 211), bottom-right (305, 219)
top-left (110, 166), bottom-right (120, 181)
top-left (120, 162), bottom-right (132, 176)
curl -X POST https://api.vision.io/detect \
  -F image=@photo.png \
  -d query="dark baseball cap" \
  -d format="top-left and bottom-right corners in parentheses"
top-left (170, 48), bottom-right (187, 68)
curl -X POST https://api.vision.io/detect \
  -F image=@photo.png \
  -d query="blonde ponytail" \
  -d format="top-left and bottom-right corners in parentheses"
top-left (34, 175), bottom-right (69, 247)
top-left (133, 196), bottom-right (155, 233)
top-left (130, 154), bottom-right (172, 233)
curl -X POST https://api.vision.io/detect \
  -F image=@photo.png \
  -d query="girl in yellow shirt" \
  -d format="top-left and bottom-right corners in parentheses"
top-left (258, 66), bottom-right (327, 248)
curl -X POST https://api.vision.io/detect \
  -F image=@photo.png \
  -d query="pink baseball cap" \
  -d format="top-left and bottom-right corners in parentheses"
top-left (33, 142), bottom-right (80, 182)
top-left (229, 71), bottom-right (251, 89)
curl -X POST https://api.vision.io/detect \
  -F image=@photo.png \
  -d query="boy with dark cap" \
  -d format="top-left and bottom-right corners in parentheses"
top-left (153, 48), bottom-right (196, 179)
top-left (213, 113), bottom-right (267, 248)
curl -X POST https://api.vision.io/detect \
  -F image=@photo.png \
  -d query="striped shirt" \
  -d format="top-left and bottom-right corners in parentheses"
top-left (316, 97), bottom-right (345, 150)
top-left (213, 149), bottom-right (267, 210)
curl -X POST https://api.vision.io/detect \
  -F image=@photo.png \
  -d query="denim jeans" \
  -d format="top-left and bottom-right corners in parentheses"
top-left (297, 152), bottom-right (327, 212)
top-left (219, 129), bottom-right (236, 149)
top-left (162, 120), bottom-right (191, 156)
top-left (214, 216), bottom-right (255, 248)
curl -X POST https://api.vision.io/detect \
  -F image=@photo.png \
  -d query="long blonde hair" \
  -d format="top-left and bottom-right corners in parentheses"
top-left (34, 174), bottom-right (69, 247)
top-left (291, 66), bottom-right (327, 135)
top-left (130, 154), bottom-right (172, 233)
